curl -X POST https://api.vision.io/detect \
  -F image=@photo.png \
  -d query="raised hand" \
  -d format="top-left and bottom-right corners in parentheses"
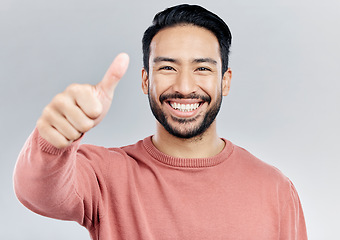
top-left (36, 53), bottom-right (130, 149)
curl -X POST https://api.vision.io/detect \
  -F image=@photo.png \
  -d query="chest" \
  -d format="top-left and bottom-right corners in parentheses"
top-left (104, 165), bottom-right (281, 239)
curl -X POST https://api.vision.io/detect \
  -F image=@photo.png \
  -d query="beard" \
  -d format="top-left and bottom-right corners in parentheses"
top-left (148, 91), bottom-right (222, 139)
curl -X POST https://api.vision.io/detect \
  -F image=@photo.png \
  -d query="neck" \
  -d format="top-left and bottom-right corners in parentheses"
top-left (152, 121), bottom-right (225, 158)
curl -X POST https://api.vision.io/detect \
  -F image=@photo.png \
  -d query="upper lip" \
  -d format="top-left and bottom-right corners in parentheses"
top-left (159, 93), bottom-right (210, 104)
top-left (166, 99), bottom-right (204, 104)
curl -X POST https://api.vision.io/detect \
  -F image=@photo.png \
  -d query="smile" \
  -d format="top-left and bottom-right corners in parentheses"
top-left (169, 101), bottom-right (201, 112)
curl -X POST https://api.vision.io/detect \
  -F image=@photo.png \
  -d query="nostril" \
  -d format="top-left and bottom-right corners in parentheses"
top-left (172, 80), bottom-right (198, 95)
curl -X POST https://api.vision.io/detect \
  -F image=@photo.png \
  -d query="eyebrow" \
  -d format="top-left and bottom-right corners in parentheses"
top-left (193, 58), bottom-right (217, 65)
top-left (153, 56), bottom-right (218, 65)
top-left (153, 57), bottom-right (178, 64)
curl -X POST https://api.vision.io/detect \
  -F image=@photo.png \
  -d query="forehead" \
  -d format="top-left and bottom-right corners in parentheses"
top-left (149, 25), bottom-right (221, 63)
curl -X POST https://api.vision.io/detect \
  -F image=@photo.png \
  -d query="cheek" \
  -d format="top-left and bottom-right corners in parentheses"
top-left (198, 78), bottom-right (221, 98)
top-left (148, 81), bottom-right (164, 103)
top-left (148, 85), bottom-right (157, 99)
top-left (150, 77), bottom-right (173, 97)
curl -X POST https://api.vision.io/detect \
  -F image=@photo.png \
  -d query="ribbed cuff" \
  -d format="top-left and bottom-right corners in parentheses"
top-left (34, 128), bottom-right (83, 155)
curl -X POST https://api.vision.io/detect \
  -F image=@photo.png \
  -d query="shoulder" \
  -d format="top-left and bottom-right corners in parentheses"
top-left (77, 144), bottom-right (126, 161)
top-left (76, 138), bottom-right (147, 166)
top-left (71, 140), bottom-right (144, 181)
top-left (229, 143), bottom-right (292, 190)
top-left (228, 143), bottom-right (302, 207)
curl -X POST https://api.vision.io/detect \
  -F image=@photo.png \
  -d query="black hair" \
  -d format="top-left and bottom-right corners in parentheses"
top-left (142, 4), bottom-right (232, 74)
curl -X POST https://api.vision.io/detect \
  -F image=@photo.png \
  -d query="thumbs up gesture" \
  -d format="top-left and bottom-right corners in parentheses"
top-left (36, 53), bottom-right (130, 149)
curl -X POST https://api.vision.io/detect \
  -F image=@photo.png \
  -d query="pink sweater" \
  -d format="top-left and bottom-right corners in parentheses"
top-left (14, 129), bottom-right (307, 240)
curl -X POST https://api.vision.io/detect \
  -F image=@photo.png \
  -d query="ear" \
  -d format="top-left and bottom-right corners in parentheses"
top-left (141, 68), bottom-right (149, 95)
top-left (222, 68), bottom-right (232, 96)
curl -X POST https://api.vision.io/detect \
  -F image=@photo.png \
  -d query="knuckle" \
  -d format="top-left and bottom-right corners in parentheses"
top-left (52, 93), bottom-right (68, 108)
top-left (66, 83), bottom-right (92, 95)
top-left (66, 83), bottom-right (81, 93)
top-left (36, 116), bottom-right (52, 132)
top-left (41, 105), bottom-right (52, 117)
top-left (36, 118), bottom-right (45, 130)
top-left (90, 103), bottom-right (103, 118)
top-left (78, 120), bottom-right (94, 133)
top-left (68, 131), bottom-right (81, 141)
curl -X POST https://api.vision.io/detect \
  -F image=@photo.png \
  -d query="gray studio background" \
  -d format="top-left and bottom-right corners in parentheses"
top-left (1, 0), bottom-right (339, 239)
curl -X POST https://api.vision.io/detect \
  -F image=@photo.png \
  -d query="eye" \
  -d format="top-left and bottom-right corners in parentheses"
top-left (196, 67), bottom-right (212, 72)
top-left (159, 66), bottom-right (176, 71)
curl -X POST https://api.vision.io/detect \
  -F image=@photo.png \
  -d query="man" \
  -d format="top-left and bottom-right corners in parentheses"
top-left (14, 4), bottom-right (307, 240)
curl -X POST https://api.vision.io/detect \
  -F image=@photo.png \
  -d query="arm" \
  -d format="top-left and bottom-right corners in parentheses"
top-left (13, 53), bottom-right (129, 226)
top-left (280, 180), bottom-right (308, 240)
top-left (14, 129), bottom-right (86, 223)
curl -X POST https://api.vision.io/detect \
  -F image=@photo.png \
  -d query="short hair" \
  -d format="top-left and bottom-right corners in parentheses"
top-left (142, 4), bottom-right (232, 75)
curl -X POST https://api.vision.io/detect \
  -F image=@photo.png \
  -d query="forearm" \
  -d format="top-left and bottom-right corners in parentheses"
top-left (13, 128), bottom-right (84, 222)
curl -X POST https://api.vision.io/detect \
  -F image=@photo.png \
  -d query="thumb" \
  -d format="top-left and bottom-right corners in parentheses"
top-left (96, 53), bottom-right (130, 99)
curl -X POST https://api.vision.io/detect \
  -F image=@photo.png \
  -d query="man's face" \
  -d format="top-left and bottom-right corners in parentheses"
top-left (142, 25), bottom-right (231, 139)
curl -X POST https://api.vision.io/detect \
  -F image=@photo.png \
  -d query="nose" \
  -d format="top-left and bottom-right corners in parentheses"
top-left (172, 70), bottom-right (198, 95)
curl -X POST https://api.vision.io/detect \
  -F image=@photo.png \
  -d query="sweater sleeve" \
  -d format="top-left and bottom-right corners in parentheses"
top-left (280, 180), bottom-right (308, 240)
top-left (13, 128), bottom-right (103, 228)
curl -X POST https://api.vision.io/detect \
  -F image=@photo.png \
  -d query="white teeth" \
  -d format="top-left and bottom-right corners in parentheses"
top-left (170, 102), bottom-right (200, 112)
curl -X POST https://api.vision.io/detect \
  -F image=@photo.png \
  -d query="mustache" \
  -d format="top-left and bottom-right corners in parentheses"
top-left (159, 93), bottom-right (211, 104)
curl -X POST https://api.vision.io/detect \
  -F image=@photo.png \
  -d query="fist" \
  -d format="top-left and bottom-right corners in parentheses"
top-left (36, 53), bottom-right (129, 149)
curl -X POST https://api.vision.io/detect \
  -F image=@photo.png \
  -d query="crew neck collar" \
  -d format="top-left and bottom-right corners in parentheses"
top-left (142, 136), bottom-right (234, 168)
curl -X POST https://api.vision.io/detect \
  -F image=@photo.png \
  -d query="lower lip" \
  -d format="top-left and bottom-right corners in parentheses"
top-left (165, 102), bottom-right (203, 118)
